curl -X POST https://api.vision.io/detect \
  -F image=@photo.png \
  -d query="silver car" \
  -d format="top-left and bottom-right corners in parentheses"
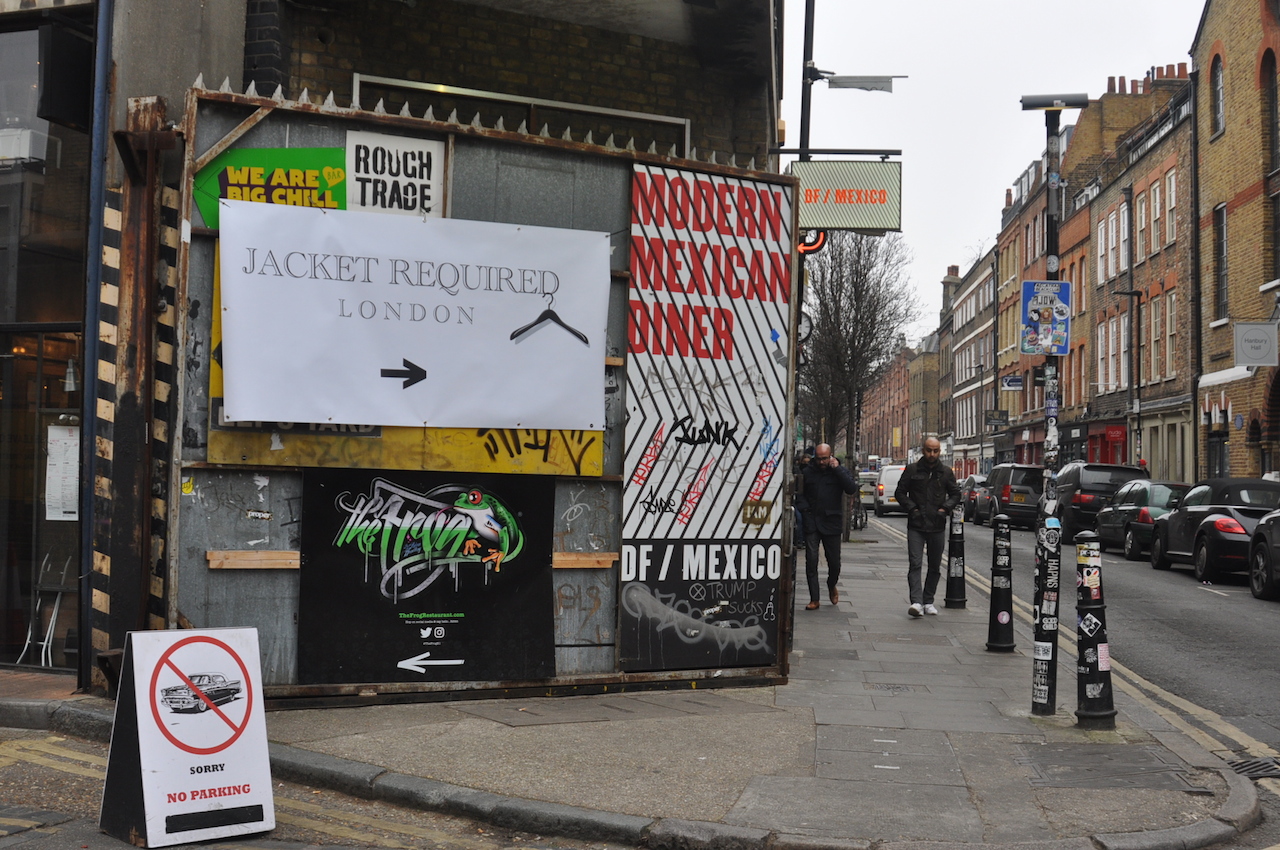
top-left (874, 465), bottom-right (907, 516)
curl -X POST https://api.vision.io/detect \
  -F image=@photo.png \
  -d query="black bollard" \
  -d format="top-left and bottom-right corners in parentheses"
top-left (1031, 514), bottom-right (1063, 716)
top-left (1073, 530), bottom-right (1117, 729)
top-left (944, 505), bottom-right (967, 608)
top-left (986, 514), bottom-right (1016, 651)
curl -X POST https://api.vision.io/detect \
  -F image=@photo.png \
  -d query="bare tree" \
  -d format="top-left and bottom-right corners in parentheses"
top-left (797, 231), bottom-right (919, 460)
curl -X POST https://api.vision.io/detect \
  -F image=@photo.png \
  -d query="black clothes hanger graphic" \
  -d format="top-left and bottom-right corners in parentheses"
top-left (510, 294), bottom-right (590, 346)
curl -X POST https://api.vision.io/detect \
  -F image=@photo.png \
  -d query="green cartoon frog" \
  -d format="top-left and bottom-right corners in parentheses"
top-left (452, 489), bottom-right (523, 570)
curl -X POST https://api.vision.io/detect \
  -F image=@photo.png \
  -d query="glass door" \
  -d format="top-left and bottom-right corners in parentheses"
top-left (0, 331), bottom-right (81, 667)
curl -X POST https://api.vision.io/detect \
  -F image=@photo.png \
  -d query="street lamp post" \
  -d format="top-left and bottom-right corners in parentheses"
top-left (1021, 92), bottom-right (1089, 719)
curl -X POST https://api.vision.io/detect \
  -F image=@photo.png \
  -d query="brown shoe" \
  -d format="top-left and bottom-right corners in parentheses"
top-left (829, 588), bottom-right (840, 605)
top-left (805, 601), bottom-right (820, 610)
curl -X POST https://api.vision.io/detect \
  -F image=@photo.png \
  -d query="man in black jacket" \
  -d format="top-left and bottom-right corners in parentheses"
top-left (894, 437), bottom-right (961, 618)
top-left (799, 443), bottom-right (858, 610)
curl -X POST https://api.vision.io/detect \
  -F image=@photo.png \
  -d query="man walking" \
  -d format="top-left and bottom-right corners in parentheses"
top-left (799, 443), bottom-right (858, 610)
top-left (894, 437), bottom-right (961, 618)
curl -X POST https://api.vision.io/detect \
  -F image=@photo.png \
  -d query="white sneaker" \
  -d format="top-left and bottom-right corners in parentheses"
top-left (908, 603), bottom-right (924, 618)
top-left (923, 604), bottom-right (939, 616)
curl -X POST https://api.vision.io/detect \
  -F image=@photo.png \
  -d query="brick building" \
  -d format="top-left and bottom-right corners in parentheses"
top-left (908, 333), bottom-right (941, 459)
top-left (1192, 0), bottom-right (1280, 477)
top-left (863, 340), bottom-right (914, 464)
top-left (945, 256), bottom-right (997, 478)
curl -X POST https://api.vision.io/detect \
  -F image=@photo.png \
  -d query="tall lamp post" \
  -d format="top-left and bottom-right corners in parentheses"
top-left (1021, 92), bottom-right (1089, 718)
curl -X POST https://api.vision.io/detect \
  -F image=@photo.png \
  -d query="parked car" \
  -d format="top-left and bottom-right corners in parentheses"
top-left (874, 464), bottom-right (907, 516)
top-left (960, 474), bottom-right (987, 521)
top-left (1247, 508), bottom-right (1280, 599)
top-left (976, 463), bottom-right (1043, 528)
top-left (859, 471), bottom-right (878, 508)
top-left (160, 672), bottom-right (243, 713)
top-left (1095, 479), bottom-right (1191, 560)
top-left (1053, 462), bottom-right (1149, 544)
top-left (1151, 478), bottom-right (1280, 581)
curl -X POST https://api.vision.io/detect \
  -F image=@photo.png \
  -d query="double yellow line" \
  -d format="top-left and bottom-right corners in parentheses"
top-left (869, 517), bottom-right (1280, 799)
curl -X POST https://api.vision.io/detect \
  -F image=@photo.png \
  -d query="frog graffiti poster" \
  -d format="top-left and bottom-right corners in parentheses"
top-left (1020, 280), bottom-right (1071, 356)
top-left (298, 469), bottom-right (555, 683)
top-left (621, 164), bottom-right (794, 672)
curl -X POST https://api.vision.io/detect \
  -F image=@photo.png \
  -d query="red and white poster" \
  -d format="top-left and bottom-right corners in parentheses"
top-left (620, 164), bottom-right (793, 672)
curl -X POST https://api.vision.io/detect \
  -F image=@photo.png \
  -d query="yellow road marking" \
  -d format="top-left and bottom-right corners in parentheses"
top-left (13, 739), bottom-right (108, 766)
top-left (0, 817), bottom-right (41, 828)
top-left (0, 742), bottom-right (104, 779)
top-left (275, 810), bottom-right (415, 848)
top-left (277, 797), bottom-right (497, 849)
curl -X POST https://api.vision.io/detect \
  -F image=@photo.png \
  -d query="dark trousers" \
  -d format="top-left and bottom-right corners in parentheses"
top-left (907, 527), bottom-right (947, 605)
top-left (805, 530), bottom-right (841, 602)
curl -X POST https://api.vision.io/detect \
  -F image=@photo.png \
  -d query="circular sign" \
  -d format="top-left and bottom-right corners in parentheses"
top-left (149, 635), bottom-right (254, 756)
top-left (997, 611), bottom-right (1011, 624)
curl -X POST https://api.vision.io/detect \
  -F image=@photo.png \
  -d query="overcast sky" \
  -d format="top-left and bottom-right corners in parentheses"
top-left (779, 0), bottom-right (1207, 341)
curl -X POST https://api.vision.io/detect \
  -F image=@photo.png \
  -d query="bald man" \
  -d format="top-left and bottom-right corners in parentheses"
top-left (798, 443), bottom-right (858, 610)
top-left (894, 437), bottom-right (961, 618)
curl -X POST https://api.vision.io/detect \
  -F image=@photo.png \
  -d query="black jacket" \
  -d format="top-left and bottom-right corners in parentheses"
top-left (894, 460), bottom-right (961, 532)
top-left (799, 461), bottom-right (858, 536)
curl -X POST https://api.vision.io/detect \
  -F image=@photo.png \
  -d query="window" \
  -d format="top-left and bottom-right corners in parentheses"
top-left (1265, 50), bottom-right (1279, 172)
top-left (1150, 295), bottom-right (1163, 382)
top-left (1136, 193), bottom-right (1148, 262)
top-left (1274, 194), bottom-right (1280, 283)
top-left (1097, 324), bottom-right (1107, 393)
top-left (1096, 221), bottom-right (1107, 283)
top-left (1119, 202), bottom-right (1130, 271)
top-left (1212, 55), bottom-right (1226, 134)
top-left (1120, 316), bottom-right (1129, 389)
top-left (1166, 170), bottom-right (1176, 244)
top-left (1105, 317), bottom-right (1116, 394)
top-left (1166, 292), bottom-right (1177, 376)
top-left (1107, 211), bottom-right (1118, 279)
top-left (1138, 300), bottom-right (1147, 384)
top-left (1151, 180), bottom-right (1162, 252)
top-left (1214, 205), bottom-right (1228, 320)
top-left (1024, 224), bottom-right (1031, 266)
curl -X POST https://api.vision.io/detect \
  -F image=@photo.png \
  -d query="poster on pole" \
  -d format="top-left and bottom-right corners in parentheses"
top-left (101, 628), bottom-right (273, 847)
top-left (298, 468), bottom-right (555, 684)
top-left (621, 164), bottom-right (793, 671)
top-left (217, 200), bottom-right (610, 430)
top-left (1020, 280), bottom-right (1071, 356)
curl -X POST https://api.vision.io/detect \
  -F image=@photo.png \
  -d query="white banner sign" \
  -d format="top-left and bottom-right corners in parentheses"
top-left (218, 200), bottom-right (610, 429)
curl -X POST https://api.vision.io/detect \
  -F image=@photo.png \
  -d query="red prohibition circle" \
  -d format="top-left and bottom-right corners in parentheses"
top-left (149, 635), bottom-right (253, 756)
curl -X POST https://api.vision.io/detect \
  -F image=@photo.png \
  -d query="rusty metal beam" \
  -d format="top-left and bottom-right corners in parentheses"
top-left (192, 105), bottom-right (274, 173)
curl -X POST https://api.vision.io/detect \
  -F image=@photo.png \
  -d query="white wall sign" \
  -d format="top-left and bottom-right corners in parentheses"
top-left (44, 425), bottom-right (79, 521)
top-left (218, 200), bottom-right (610, 429)
top-left (346, 130), bottom-right (446, 216)
top-left (1235, 321), bottom-right (1280, 367)
top-left (101, 628), bottom-right (273, 847)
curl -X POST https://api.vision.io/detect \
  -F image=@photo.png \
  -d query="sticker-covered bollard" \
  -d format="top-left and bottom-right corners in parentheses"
top-left (1032, 515), bottom-right (1063, 716)
top-left (944, 504), bottom-right (967, 608)
top-left (985, 514), bottom-right (1016, 652)
top-left (1074, 530), bottom-right (1117, 729)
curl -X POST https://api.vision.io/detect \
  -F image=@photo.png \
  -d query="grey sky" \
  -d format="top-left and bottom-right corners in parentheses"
top-left (780, 0), bottom-right (1207, 340)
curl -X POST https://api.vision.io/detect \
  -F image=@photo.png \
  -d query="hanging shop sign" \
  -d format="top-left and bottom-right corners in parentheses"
top-left (297, 469), bottom-right (555, 684)
top-left (101, 629), bottom-right (273, 848)
top-left (1235, 321), bottom-right (1280, 367)
top-left (345, 130), bottom-right (446, 216)
top-left (621, 163), bottom-right (793, 672)
top-left (789, 160), bottom-right (901, 231)
top-left (1020, 280), bottom-right (1071, 356)
top-left (218, 199), bottom-right (610, 429)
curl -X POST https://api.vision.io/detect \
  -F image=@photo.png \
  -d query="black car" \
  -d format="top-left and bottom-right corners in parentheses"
top-left (976, 464), bottom-right (1043, 528)
top-left (1151, 478), bottom-right (1280, 581)
top-left (1054, 462), bottom-right (1149, 543)
top-left (1248, 505), bottom-right (1280, 599)
top-left (960, 474), bottom-right (987, 521)
top-left (1095, 479), bottom-right (1190, 560)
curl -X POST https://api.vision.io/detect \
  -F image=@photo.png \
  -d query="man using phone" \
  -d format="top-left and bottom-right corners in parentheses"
top-left (798, 443), bottom-right (857, 610)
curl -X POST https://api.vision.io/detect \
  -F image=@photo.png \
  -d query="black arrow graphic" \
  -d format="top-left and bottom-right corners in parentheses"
top-left (381, 359), bottom-right (426, 389)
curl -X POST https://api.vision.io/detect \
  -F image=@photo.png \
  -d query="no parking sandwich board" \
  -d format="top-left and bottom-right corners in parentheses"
top-left (101, 628), bottom-right (274, 847)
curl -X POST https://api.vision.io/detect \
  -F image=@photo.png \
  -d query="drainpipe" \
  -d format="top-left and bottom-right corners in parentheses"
top-left (1189, 69), bottom-right (1202, 482)
top-left (79, 0), bottom-right (115, 692)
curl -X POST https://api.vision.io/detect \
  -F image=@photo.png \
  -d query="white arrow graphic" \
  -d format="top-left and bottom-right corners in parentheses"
top-left (397, 651), bottom-right (465, 673)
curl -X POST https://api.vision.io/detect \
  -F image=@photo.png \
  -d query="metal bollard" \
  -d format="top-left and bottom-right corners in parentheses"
top-left (944, 504), bottom-right (967, 608)
top-left (1031, 515), bottom-right (1063, 716)
top-left (985, 514), bottom-right (1016, 652)
top-left (1073, 530), bottom-right (1117, 729)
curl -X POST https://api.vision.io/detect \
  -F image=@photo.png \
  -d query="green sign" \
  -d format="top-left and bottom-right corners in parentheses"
top-left (193, 147), bottom-right (347, 228)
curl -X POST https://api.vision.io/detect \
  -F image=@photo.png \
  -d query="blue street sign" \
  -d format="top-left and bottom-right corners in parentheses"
top-left (1020, 280), bottom-right (1071, 356)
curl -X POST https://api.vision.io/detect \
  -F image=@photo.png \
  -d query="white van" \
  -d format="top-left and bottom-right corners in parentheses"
top-left (874, 465), bottom-right (907, 516)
